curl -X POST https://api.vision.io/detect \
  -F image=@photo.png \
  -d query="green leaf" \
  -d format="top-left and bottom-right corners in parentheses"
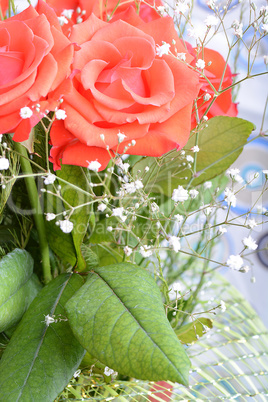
top-left (0, 274), bottom-right (85, 402)
top-left (0, 249), bottom-right (41, 332)
top-left (175, 318), bottom-right (213, 344)
top-left (65, 262), bottom-right (190, 385)
top-left (133, 117), bottom-right (254, 196)
top-left (56, 165), bottom-right (94, 271)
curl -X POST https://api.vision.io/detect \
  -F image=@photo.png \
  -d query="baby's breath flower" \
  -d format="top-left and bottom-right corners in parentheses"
top-left (189, 189), bottom-right (199, 199)
top-left (204, 181), bottom-right (212, 189)
top-left (218, 226), bottom-right (227, 235)
top-left (43, 173), bottom-right (56, 185)
top-left (43, 314), bottom-right (56, 326)
top-left (117, 132), bottom-right (126, 143)
top-left (174, 214), bottom-right (184, 223)
top-left (112, 207), bottom-right (127, 222)
top-left (55, 109), bottom-right (67, 120)
top-left (226, 168), bottom-right (243, 183)
top-left (172, 186), bottom-right (189, 202)
top-left (188, 25), bottom-right (207, 42)
top-left (168, 236), bottom-right (181, 252)
top-left (87, 160), bottom-right (101, 172)
top-left (107, 226), bottom-right (113, 232)
top-left (97, 203), bottom-right (106, 212)
top-left (177, 53), bottom-right (186, 61)
top-left (191, 145), bottom-right (199, 153)
top-left (205, 15), bottom-right (219, 26)
top-left (58, 16), bottom-right (69, 25)
top-left (59, 219), bottom-right (73, 234)
top-left (247, 218), bottom-right (257, 229)
top-left (73, 369), bottom-right (81, 378)
top-left (140, 245), bottom-right (153, 258)
top-left (220, 300), bottom-right (226, 312)
top-left (46, 213), bottom-right (56, 221)
top-left (124, 246), bottom-right (132, 256)
top-left (151, 202), bottom-right (159, 213)
top-left (156, 42), bottom-right (171, 57)
top-left (262, 24), bottom-right (268, 33)
top-left (186, 155), bottom-right (194, 163)
top-left (227, 254), bottom-right (243, 270)
top-left (196, 59), bottom-right (206, 69)
top-left (203, 93), bottom-right (211, 102)
top-left (0, 157), bottom-right (9, 170)
top-left (232, 20), bottom-right (243, 38)
top-left (62, 9), bottom-right (74, 19)
top-left (224, 187), bottom-right (237, 207)
top-left (243, 235), bottom-right (258, 250)
top-left (104, 367), bottom-right (117, 377)
top-left (20, 106), bottom-right (33, 119)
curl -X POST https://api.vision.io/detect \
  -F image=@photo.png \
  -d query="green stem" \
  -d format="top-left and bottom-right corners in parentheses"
top-left (14, 143), bottom-right (52, 284)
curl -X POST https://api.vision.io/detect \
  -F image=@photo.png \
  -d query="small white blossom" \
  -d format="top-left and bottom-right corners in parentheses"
top-left (191, 145), bottom-right (200, 153)
top-left (55, 109), bottom-right (67, 120)
top-left (58, 16), bottom-right (69, 25)
top-left (207, 0), bottom-right (215, 9)
top-left (232, 20), bottom-right (243, 38)
top-left (73, 369), bottom-right (81, 378)
top-left (59, 219), bottom-right (73, 234)
top-left (247, 218), bottom-right (257, 229)
top-left (0, 157), bottom-right (9, 170)
top-left (177, 53), bottom-right (186, 62)
top-left (262, 24), bottom-right (268, 33)
top-left (97, 203), bottom-right (106, 212)
top-left (256, 205), bottom-right (267, 214)
top-left (43, 173), bottom-right (56, 185)
top-left (188, 25), bottom-right (207, 42)
top-left (156, 42), bottom-right (171, 57)
top-left (87, 160), bottom-right (101, 172)
top-left (224, 187), bottom-right (237, 207)
top-left (140, 245), bottom-right (153, 258)
top-left (196, 59), bottom-right (206, 69)
top-left (226, 168), bottom-right (243, 183)
top-left (157, 5), bottom-right (169, 16)
top-left (243, 235), bottom-right (258, 250)
top-left (20, 106), bottom-right (33, 119)
top-left (189, 189), bottom-right (199, 199)
top-left (122, 179), bottom-right (143, 194)
top-left (62, 9), bottom-right (74, 19)
top-left (174, 1), bottom-right (189, 14)
top-left (168, 236), bottom-right (181, 253)
top-left (151, 202), bottom-right (159, 213)
top-left (186, 155), bottom-right (194, 163)
top-left (203, 93), bottom-right (211, 102)
top-left (218, 226), bottom-right (227, 235)
top-left (117, 132), bottom-right (127, 143)
top-left (145, 166), bottom-right (150, 172)
top-left (46, 213), bottom-right (56, 221)
top-left (122, 163), bottom-right (130, 173)
top-left (171, 282), bottom-right (181, 292)
top-left (124, 246), bottom-right (132, 256)
top-left (227, 254), bottom-right (244, 270)
top-left (43, 314), bottom-right (56, 326)
top-left (220, 300), bottom-right (226, 312)
top-left (104, 366), bottom-right (117, 377)
top-left (107, 226), bottom-right (113, 232)
top-left (203, 206), bottom-right (212, 216)
top-left (172, 186), bottom-right (189, 202)
top-left (205, 15), bottom-right (219, 26)
top-left (174, 214), bottom-right (184, 223)
top-left (131, 140), bottom-right (136, 146)
top-left (204, 181), bottom-right (212, 190)
top-left (112, 207), bottom-right (127, 222)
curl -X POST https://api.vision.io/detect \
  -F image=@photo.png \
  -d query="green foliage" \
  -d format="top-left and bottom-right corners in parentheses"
top-left (175, 317), bottom-right (213, 344)
top-left (133, 116), bottom-right (254, 196)
top-left (65, 262), bottom-right (190, 385)
top-left (0, 249), bottom-right (41, 332)
top-left (0, 274), bottom-right (85, 402)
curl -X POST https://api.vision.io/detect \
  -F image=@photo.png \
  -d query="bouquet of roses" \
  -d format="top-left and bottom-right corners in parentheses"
top-left (0, 0), bottom-right (267, 400)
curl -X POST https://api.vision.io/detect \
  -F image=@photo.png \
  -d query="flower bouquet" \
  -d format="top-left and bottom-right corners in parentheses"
top-left (0, 0), bottom-right (268, 400)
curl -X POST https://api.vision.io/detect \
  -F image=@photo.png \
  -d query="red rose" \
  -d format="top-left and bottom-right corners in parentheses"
top-left (0, 0), bottom-right (74, 142)
top-left (190, 47), bottom-right (238, 127)
top-left (49, 10), bottom-right (201, 171)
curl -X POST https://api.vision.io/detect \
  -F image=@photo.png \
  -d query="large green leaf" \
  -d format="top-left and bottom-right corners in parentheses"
top-left (65, 262), bottom-right (190, 385)
top-left (0, 249), bottom-right (41, 332)
top-left (0, 274), bottom-right (85, 402)
top-left (56, 165), bottom-right (94, 271)
top-left (133, 117), bottom-right (254, 196)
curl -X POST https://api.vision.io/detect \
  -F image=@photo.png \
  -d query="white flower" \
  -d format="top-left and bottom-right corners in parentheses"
top-left (107, 226), bottom-right (113, 232)
top-left (62, 9), bottom-right (74, 19)
top-left (204, 181), bottom-right (212, 189)
top-left (247, 218), bottom-right (257, 229)
top-left (243, 235), bottom-right (258, 250)
top-left (112, 207), bottom-right (127, 222)
top-left (58, 16), bottom-right (69, 25)
top-left (59, 220), bottom-right (74, 234)
top-left (205, 15), bottom-right (219, 26)
top-left (104, 366), bottom-right (117, 377)
top-left (87, 160), bottom-right (101, 172)
top-left (226, 168), bottom-right (243, 183)
top-left (131, 140), bottom-right (136, 146)
top-left (20, 106), bottom-right (33, 119)
top-left (43, 173), bottom-right (56, 185)
top-left (218, 226), bottom-right (227, 235)
top-left (189, 189), bottom-right (199, 199)
top-left (174, 214), bottom-right (184, 223)
top-left (224, 187), bottom-right (237, 207)
top-left (196, 59), bottom-right (206, 69)
top-left (174, 1), bottom-right (189, 14)
top-left (186, 155), bottom-right (194, 163)
top-left (177, 53), bottom-right (186, 61)
top-left (262, 24), bottom-right (268, 33)
top-left (122, 163), bottom-right (130, 173)
top-left (168, 236), bottom-right (181, 253)
top-left (46, 213), bottom-right (56, 221)
top-left (55, 109), bottom-right (67, 120)
top-left (220, 300), bottom-right (226, 312)
top-left (207, 0), bottom-right (215, 9)
top-left (172, 186), bottom-right (189, 202)
top-left (156, 42), bottom-right (171, 57)
top-left (43, 314), bottom-right (56, 326)
top-left (203, 206), bottom-right (212, 216)
top-left (157, 5), bottom-right (169, 16)
top-left (140, 245), bottom-right (153, 258)
top-left (122, 179), bottom-right (143, 194)
top-left (191, 146), bottom-right (200, 153)
top-left (151, 202), bottom-right (159, 213)
top-left (97, 203), bottom-right (106, 212)
top-left (203, 93), bottom-right (211, 101)
top-left (232, 20), bottom-right (243, 38)
top-left (0, 157), bottom-right (9, 170)
top-left (124, 246), bottom-right (132, 256)
top-left (171, 282), bottom-right (181, 292)
top-left (117, 132), bottom-right (127, 143)
top-left (188, 25), bottom-right (207, 42)
top-left (227, 254), bottom-right (244, 270)
top-left (73, 369), bottom-right (81, 378)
